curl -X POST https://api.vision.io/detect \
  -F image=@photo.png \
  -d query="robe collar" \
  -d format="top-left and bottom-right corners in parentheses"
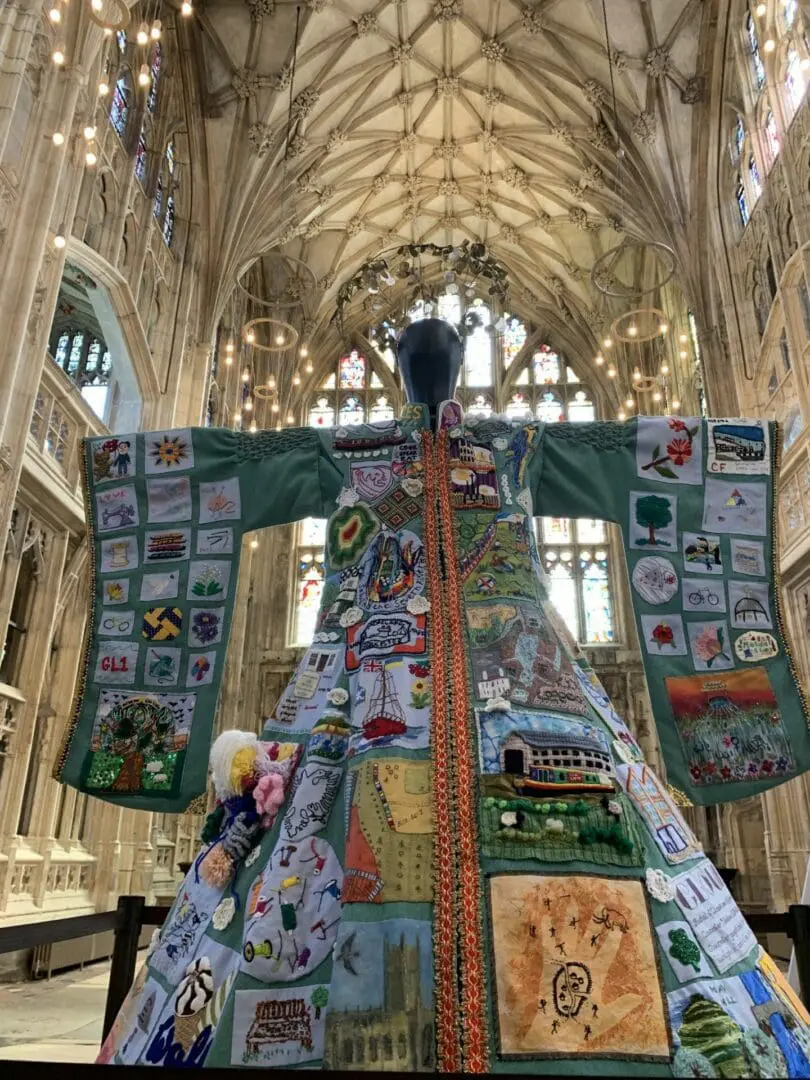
top-left (399, 399), bottom-right (464, 430)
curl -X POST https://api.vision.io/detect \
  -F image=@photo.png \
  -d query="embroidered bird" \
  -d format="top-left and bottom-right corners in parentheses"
top-left (336, 930), bottom-right (360, 976)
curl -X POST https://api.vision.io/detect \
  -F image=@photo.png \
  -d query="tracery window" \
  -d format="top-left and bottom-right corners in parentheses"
top-left (135, 129), bottom-right (148, 185)
top-left (748, 154), bottom-right (763, 200)
top-left (48, 328), bottom-right (113, 416)
top-left (785, 47), bottom-right (807, 114)
top-left (153, 138), bottom-right (178, 248)
top-left (110, 73), bottom-right (131, 137)
top-left (736, 176), bottom-right (750, 226)
top-left (147, 42), bottom-right (161, 113)
top-left (746, 13), bottom-right (766, 90)
top-left (764, 110), bottom-right (780, 167)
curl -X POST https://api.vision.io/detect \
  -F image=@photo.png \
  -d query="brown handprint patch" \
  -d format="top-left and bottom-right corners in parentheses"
top-left (488, 873), bottom-right (671, 1061)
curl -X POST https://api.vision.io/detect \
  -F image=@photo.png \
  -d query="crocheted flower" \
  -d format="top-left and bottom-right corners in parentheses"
top-left (327, 687), bottom-right (349, 706)
top-left (402, 478), bottom-right (423, 497)
top-left (607, 799), bottom-right (622, 817)
top-left (493, 438), bottom-right (508, 451)
top-left (339, 606), bottom-right (364, 628)
top-left (646, 867), bottom-right (676, 903)
top-left (200, 845), bottom-right (234, 888)
top-left (254, 772), bottom-right (286, 826)
top-left (212, 896), bottom-right (236, 931)
top-left (337, 487), bottom-right (360, 507)
top-left (406, 595), bottom-right (430, 615)
top-left (192, 610), bottom-right (220, 645)
top-left (245, 844), bottom-right (262, 868)
top-left (484, 697), bottom-right (511, 712)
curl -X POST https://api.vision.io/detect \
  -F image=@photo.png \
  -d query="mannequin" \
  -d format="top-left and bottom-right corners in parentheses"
top-left (396, 317), bottom-right (463, 425)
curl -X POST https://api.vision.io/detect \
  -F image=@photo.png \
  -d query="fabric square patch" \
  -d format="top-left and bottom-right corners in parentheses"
top-left (636, 416), bottom-right (703, 484)
top-left (682, 577), bottom-right (726, 613)
top-left (90, 689), bottom-right (195, 751)
top-left (665, 668), bottom-right (794, 787)
top-left (90, 436), bottom-right (137, 484)
top-left (278, 762), bottom-right (341, 844)
top-left (357, 528), bottom-right (424, 612)
top-left (734, 630), bottom-right (779, 663)
top-left (448, 432), bottom-right (500, 509)
top-left (186, 651), bottom-right (215, 686)
top-left (144, 429), bottom-right (194, 473)
top-left (94, 641), bottom-right (139, 685)
top-left (96, 485), bottom-right (139, 532)
top-left (703, 478), bottom-right (767, 536)
top-left (728, 580), bottom-right (772, 629)
top-left (102, 578), bottom-right (130, 605)
top-left (682, 532), bottom-right (723, 575)
top-left (144, 646), bottom-right (181, 687)
top-left (629, 491), bottom-right (677, 550)
top-left (374, 493), bottom-right (421, 529)
top-left (350, 461), bottom-right (395, 501)
top-left (707, 419), bottom-right (770, 475)
top-left (99, 610), bottom-right (136, 637)
top-left (730, 538), bottom-right (766, 577)
top-left (198, 477), bottom-right (241, 523)
top-left (347, 656), bottom-right (430, 756)
top-left (196, 527), bottom-right (234, 555)
top-left (631, 556), bottom-right (679, 605)
top-left (671, 861), bottom-right (757, 973)
top-left (488, 873), bottom-right (670, 1060)
top-left (149, 872), bottom-right (225, 984)
top-left (189, 607), bottom-right (225, 647)
top-left (100, 536), bottom-right (139, 574)
top-left (140, 571), bottom-right (180, 602)
top-left (230, 987), bottom-right (327, 1067)
top-left (142, 606), bottom-right (183, 641)
top-left (187, 560), bottom-right (231, 600)
top-left (345, 612), bottom-right (426, 671)
top-left (655, 921), bottom-right (711, 982)
top-left (641, 614), bottom-right (687, 656)
top-left (146, 476), bottom-right (192, 523)
top-left (616, 763), bottom-right (703, 864)
top-left (145, 528), bottom-right (190, 563)
top-left (686, 620), bottom-right (734, 671)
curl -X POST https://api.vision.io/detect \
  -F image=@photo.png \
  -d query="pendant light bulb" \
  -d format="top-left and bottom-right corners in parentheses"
top-left (271, 401), bottom-right (280, 413)
top-left (755, 1), bottom-right (766, 14)
top-left (652, 390), bottom-right (663, 403)
top-left (268, 375), bottom-right (276, 389)
top-left (246, 330), bottom-right (256, 344)
top-left (603, 337), bottom-right (613, 349)
top-left (275, 333), bottom-right (285, 346)
top-left (672, 399), bottom-right (681, 411)
top-left (83, 124), bottom-right (96, 141)
top-left (224, 354), bottom-right (233, 366)
top-left (91, 0), bottom-right (103, 10)
top-left (293, 373), bottom-right (301, 386)
top-left (136, 21), bottom-right (149, 45)
top-left (150, 19), bottom-right (162, 39)
top-left (48, 6), bottom-right (61, 22)
top-left (660, 363), bottom-right (670, 376)
top-left (225, 339), bottom-right (234, 353)
top-left (51, 131), bottom-right (65, 146)
top-left (632, 368), bottom-right (641, 382)
top-left (606, 366), bottom-right (616, 378)
top-left (138, 63), bottom-right (150, 87)
top-left (250, 536), bottom-right (259, 547)
top-left (625, 397), bottom-right (634, 409)
top-left (679, 349), bottom-right (688, 360)
top-left (98, 80), bottom-right (109, 96)
top-left (299, 344), bottom-right (309, 357)
top-left (627, 323), bottom-right (638, 338)
top-left (54, 224), bottom-right (67, 249)
top-left (594, 354), bottom-right (604, 366)
top-left (85, 144), bottom-right (98, 166)
top-left (763, 38), bottom-right (775, 53)
top-left (286, 412), bottom-right (295, 425)
top-left (617, 410), bottom-right (626, 421)
top-left (249, 423), bottom-right (257, 435)
top-left (659, 322), bottom-right (668, 335)
top-left (103, 27), bottom-right (113, 37)
top-left (244, 398), bottom-right (253, 412)
top-left (181, 1), bottom-right (193, 15)
top-left (241, 369), bottom-right (250, 383)
top-left (679, 333), bottom-right (688, 343)
top-left (305, 361), bottom-right (313, 374)
top-left (52, 45), bottom-right (66, 65)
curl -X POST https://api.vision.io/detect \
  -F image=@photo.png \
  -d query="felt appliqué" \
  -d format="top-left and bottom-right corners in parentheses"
top-left (640, 614), bottom-right (688, 656)
top-left (457, 512), bottom-right (538, 605)
top-left (488, 873), bottom-right (670, 1061)
top-left (231, 986), bottom-right (329, 1067)
top-left (655, 920), bottom-right (712, 982)
top-left (327, 502), bottom-right (381, 568)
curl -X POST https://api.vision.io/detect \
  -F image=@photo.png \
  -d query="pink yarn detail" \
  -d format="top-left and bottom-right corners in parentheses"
top-left (254, 772), bottom-right (286, 827)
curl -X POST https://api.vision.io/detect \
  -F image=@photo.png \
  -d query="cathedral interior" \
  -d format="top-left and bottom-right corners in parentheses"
top-left (0, 0), bottom-right (809, 979)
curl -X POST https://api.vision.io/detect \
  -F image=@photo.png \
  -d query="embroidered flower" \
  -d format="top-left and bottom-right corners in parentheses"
top-left (327, 687), bottom-right (349, 705)
top-left (313, 632), bottom-right (328, 643)
top-left (500, 811), bottom-right (520, 828)
top-left (409, 662), bottom-right (430, 677)
top-left (722, 735), bottom-right (733, 747)
top-left (646, 867), bottom-right (676, 903)
top-left (153, 773), bottom-right (168, 783)
top-left (337, 487), bottom-right (360, 507)
top-left (449, 427), bottom-right (462, 438)
top-left (493, 437), bottom-right (508, 451)
top-left (339, 606), bottom-right (364, 627)
top-left (212, 896), bottom-right (236, 931)
top-left (516, 488), bottom-right (533, 515)
top-left (335, 427), bottom-right (348, 438)
top-left (720, 766), bottom-right (732, 780)
top-left (245, 844), bottom-right (262, 868)
top-left (651, 622), bottom-right (675, 648)
top-left (406, 595), bottom-right (430, 615)
top-left (689, 764), bottom-right (702, 781)
top-left (402, 478), bottom-right (423, 497)
top-left (667, 418), bottom-right (689, 433)
top-left (485, 697), bottom-right (511, 712)
top-left (146, 761), bottom-right (164, 773)
top-left (666, 437), bottom-right (692, 466)
top-left (694, 624), bottom-right (730, 665)
top-left (192, 610), bottom-right (220, 645)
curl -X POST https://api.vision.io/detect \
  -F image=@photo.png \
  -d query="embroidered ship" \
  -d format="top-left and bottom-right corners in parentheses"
top-left (361, 661), bottom-right (408, 741)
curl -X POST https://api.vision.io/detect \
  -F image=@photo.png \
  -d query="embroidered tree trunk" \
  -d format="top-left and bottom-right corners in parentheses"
top-left (113, 752), bottom-right (145, 792)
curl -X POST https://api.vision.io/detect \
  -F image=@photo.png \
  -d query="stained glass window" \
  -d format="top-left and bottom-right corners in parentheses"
top-left (533, 346), bottom-right (561, 384)
top-left (135, 130), bottom-right (148, 184)
top-left (536, 522), bottom-right (615, 643)
top-left (505, 391), bottom-right (531, 419)
top-left (567, 389), bottom-right (595, 424)
top-left (370, 370), bottom-right (383, 388)
top-left (536, 391), bottom-right (565, 424)
top-left (154, 176), bottom-right (163, 220)
top-left (783, 0), bottom-right (797, 28)
top-left (67, 333), bottom-right (84, 375)
top-left (166, 137), bottom-right (176, 176)
top-left (736, 176), bottom-right (750, 226)
top-left (541, 518), bottom-right (572, 543)
top-left (162, 194), bottom-right (175, 247)
top-left (786, 48), bottom-right (806, 112)
top-left (749, 154), bottom-right (762, 199)
top-left (85, 341), bottom-right (102, 376)
top-left (339, 350), bottom-right (366, 389)
top-left (464, 302), bottom-right (492, 386)
top-left (764, 111), bottom-right (780, 167)
top-left (734, 116), bottom-right (745, 160)
top-left (502, 315), bottom-right (527, 368)
top-left (110, 76), bottom-right (130, 137)
top-left (438, 292), bottom-right (462, 324)
top-left (369, 394), bottom-right (394, 422)
top-left (467, 393), bottom-right (493, 418)
top-left (116, 30), bottom-right (127, 52)
top-left (542, 552), bottom-right (579, 641)
top-left (581, 551), bottom-right (614, 643)
top-left (294, 552), bottom-right (325, 647)
top-left (308, 396), bottom-right (334, 427)
top-left (338, 394), bottom-right (364, 426)
top-left (147, 42), bottom-right (161, 112)
top-left (55, 333), bottom-right (70, 366)
top-left (747, 13), bottom-right (766, 89)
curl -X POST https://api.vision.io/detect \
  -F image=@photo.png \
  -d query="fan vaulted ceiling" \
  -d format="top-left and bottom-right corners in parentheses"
top-left (191, 0), bottom-right (711, 354)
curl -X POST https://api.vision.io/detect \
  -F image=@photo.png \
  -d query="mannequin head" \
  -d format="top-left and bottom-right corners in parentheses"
top-left (396, 319), bottom-right (463, 412)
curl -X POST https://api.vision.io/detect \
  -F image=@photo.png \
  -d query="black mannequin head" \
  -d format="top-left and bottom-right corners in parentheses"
top-left (396, 319), bottom-right (463, 416)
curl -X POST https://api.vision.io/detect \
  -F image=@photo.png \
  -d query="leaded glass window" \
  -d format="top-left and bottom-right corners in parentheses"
top-left (764, 110), bottom-right (780, 167)
top-left (786, 47), bottom-right (807, 113)
top-left (147, 42), bottom-right (161, 113)
top-left (749, 154), bottom-right (763, 200)
top-left (747, 13), bottom-right (766, 89)
top-left (135, 130), bottom-right (148, 184)
top-left (110, 75), bottom-right (130, 137)
top-left (737, 176), bottom-right (750, 226)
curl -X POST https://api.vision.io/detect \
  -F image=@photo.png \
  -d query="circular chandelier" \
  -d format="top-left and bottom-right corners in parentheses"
top-left (611, 306), bottom-right (670, 344)
top-left (591, 238), bottom-right (676, 300)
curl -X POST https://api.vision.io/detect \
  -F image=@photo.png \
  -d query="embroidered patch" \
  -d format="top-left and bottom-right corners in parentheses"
top-left (187, 560), bottom-right (231, 600)
top-left (90, 436), bottom-right (137, 483)
top-left (327, 502), bottom-right (380, 568)
top-left (276, 762), bottom-right (342, 844)
top-left (144, 646), bottom-right (181, 687)
top-left (730, 538), bottom-right (766, 577)
top-left (631, 556), bottom-right (679, 605)
top-left (100, 536), bottom-right (139, 573)
top-left (682, 531), bottom-right (724, 575)
top-left (231, 986), bottom-right (328, 1067)
top-left (325, 919), bottom-right (435, 1070)
top-left (655, 921), bottom-right (711, 982)
top-left (488, 873), bottom-right (670, 1060)
top-left (272, 647), bottom-right (344, 732)
top-left (629, 491), bottom-right (677, 550)
top-left (357, 528), bottom-right (424, 611)
top-left (703, 478), bottom-right (767, 536)
top-left (334, 420), bottom-right (404, 452)
top-left (189, 608), bottom-right (224, 647)
top-left (141, 571), bottom-right (180, 602)
top-left (636, 416), bottom-right (703, 484)
top-left (682, 577), bottom-right (726, 613)
top-left (241, 838), bottom-right (342, 984)
top-left (199, 477), bottom-right (241, 523)
top-left (105, 974), bottom-right (167, 1064)
top-left (350, 461), bottom-right (395, 501)
top-left (505, 425), bottom-right (538, 488)
top-left (102, 578), bottom-right (130, 605)
top-left (671, 861), bottom-right (757, 972)
top-left (149, 876), bottom-right (225, 983)
top-left (686, 619), bottom-right (734, 671)
top-left (307, 715), bottom-right (351, 764)
top-left (146, 477), bottom-right (192, 523)
top-left (665, 668), bottom-right (794, 787)
top-left (345, 613), bottom-right (426, 671)
top-left (572, 663), bottom-right (644, 761)
top-left (186, 651), bottom-right (216, 686)
top-left (96, 485), bottom-right (139, 532)
top-left (343, 759), bottom-right (432, 903)
top-left (728, 580), bottom-right (772, 629)
top-left (707, 419), bottom-right (770, 475)
top-left (391, 440), bottom-right (423, 479)
top-left (99, 610), bottom-right (136, 637)
top-left (348, 657), bottom-right (430, 756)
top-left (94, 642), bottom-right (139, 684)
top-left (734, 630), bottom-right (779, 662)
top-left (145, 528), bottom-right (190, 563)
top-left (640, 614), bottom-right (688, 656)
top-left (616, 763), bottom-right (703, 864)
top-left (458, 512), bottom-right (537, 605)
top-left (144, 429), bottom-right (194, 473)
top-left (467, 600), bottom-right (589, 714)
top-left (448, 432), bottom-right (500, 510)
top-left (142, 606), bottom-right (183, 641)
top-left (196, 526), bottom-right (234, 555)
top-left (373, 489), bottom-right (421, 529)
top-left (516, 487), bottom-right (533, 516)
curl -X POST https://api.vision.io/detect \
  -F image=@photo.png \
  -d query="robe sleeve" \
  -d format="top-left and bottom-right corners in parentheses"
top-left (54, 425), bottom-right (341, 812)
top-left (527, 416), bottom-right (810, 807)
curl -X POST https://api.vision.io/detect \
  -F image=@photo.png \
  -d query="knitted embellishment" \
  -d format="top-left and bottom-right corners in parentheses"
top-left (545, 421), bottom-right (633, 451)
top-left (235, 428), bottom-right (316, 461)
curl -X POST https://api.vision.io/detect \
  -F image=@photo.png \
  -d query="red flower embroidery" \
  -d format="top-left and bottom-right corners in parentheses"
top-left (668, 418), bottom-right (688, 432)
top-left (409, 663), bottom-right (430, 677)
top-left (651, 622), bottom-right (675, 647)
top-left (761, 759), bottom-right (774, 774)
top-left (689, 764), bottom-right (702, 781)
top-left (721, 766), bottom-right (732, 780)
top-left (703, 761), bottom-right (716, 775)
top-left (666, 437), bottom-right (692, 466)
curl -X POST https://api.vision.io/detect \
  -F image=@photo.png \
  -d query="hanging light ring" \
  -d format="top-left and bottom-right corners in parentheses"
top-left (590, 238), bottom-right (676, 299)
top-left (631, 374), bottom-right (659, 393)
top-left (242, 316), bottom-right (299, 353)
top-left (252, 384), bottom-right (278, 400)
top-left (87, 0), bottom-right (130, 32)
top-left (235, 253), bottom-right (319, 311)
top-left (611, 306), bottom-right (670, 344)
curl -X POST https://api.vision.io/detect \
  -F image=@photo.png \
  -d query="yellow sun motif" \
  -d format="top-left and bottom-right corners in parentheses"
top-left (152, 435), bottom-right (187, 468)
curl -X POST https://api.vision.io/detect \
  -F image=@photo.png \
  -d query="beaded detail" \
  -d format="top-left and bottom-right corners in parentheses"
top-left (235, 428), bottom-right (316, 461)
top-left (546, 420), bottom-right (633, 451)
